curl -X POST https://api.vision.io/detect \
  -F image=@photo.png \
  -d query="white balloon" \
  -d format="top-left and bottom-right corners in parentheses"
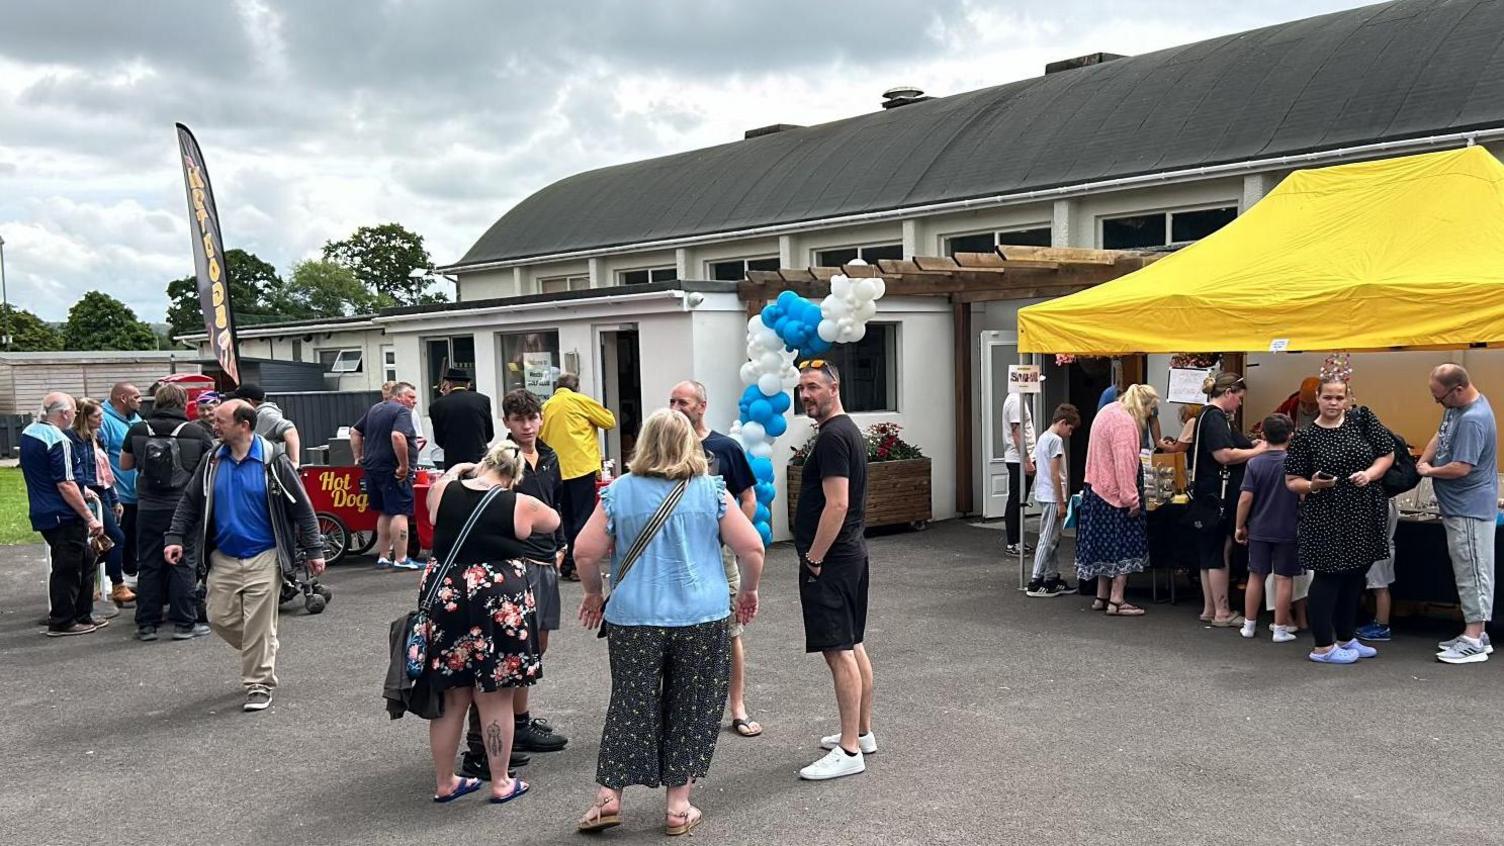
top-left (749, 441), bottom-right (773, 459)
top-left (847, 258), bottom-right (868, 267)
top-left (848, 322), bottom-right (867, 342)
top-left (855, 278), bottom-right (878, 301)
top-left (729, 420), bottom-right (742, 434)
top-left (757, 328), bottom-right (781, 351)
top-left (759, 351), bottom-right (781, 372)
top-left (739, 361), bottom-right (759, 385)
top-left (758, 372), bottom-right (782, 396)
top-left (782, 370), bottom-right (800, 390)
top-left (831, 276), bottom-right (852, 298)
top-left (870, 277), bottom-right (886, 299)
top-left (817, 318), bottom-right (840, 342)
top-left (741, 421), bottom-right (766, 445)
top-left (747, 316), bottom-right (767, 333)
top-left (824, 296), bottom-right (851, 318)
top-left (854, 299), bottom-right (877, 321)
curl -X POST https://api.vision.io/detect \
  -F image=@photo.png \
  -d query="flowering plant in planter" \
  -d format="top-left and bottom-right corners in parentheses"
top-left (788, 422), bottom-right (925, 466)
top-left (1170, 352), bottom-right (1221, 369)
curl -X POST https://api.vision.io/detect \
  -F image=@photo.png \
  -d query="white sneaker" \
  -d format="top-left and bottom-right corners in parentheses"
top-left (1240, 621), bottom-right (1257, 639)
top-left (1271, 625), bottom-right (1298, 643)
top-left (799, 747), bottom-right (865, 781)
top-left (820, 731), bottom-right (877, 754)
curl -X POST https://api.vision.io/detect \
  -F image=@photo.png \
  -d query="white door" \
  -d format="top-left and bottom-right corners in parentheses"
top-left (979, 330), bottom-right (1019, 518)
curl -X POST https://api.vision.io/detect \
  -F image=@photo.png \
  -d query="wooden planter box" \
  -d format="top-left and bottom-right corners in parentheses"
top-left (786, 457), bottom-right (933, 531)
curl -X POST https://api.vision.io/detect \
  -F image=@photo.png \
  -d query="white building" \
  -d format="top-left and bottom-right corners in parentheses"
top-left (193, 0), bottom-right (1504, 537)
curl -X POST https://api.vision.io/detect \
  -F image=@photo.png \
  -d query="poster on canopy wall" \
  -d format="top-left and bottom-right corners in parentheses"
top-left (1167, 367), bottom-right (1213, 405)
top-left (175, 123), bottom-right (241, 385)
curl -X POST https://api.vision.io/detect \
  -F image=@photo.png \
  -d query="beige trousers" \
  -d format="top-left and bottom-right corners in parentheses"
top-left (208, 549), bottom-right (281, 690)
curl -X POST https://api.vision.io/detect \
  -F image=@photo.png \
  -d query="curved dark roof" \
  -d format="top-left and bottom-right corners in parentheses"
top-left (457, 0), bottom-right (1504, 267)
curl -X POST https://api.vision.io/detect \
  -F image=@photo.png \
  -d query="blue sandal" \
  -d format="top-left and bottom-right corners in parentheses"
top-left (433, 777), bottom-right (483, 803)
top-left (490, 779), bottom-right (530, 804)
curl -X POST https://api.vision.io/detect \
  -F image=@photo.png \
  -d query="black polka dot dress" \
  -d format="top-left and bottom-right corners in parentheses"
top-left (1284, 411), bottom-right (1394, 574)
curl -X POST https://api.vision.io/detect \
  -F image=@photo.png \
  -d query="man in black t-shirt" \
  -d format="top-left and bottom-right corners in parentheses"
top-left (792, 361), bottom-right (874, 782)
top-left (669, 380), bottom-right (763, 737)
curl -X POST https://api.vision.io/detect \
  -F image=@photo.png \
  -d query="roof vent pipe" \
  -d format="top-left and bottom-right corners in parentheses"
top-left (881, 86), bottom-right (930, 109)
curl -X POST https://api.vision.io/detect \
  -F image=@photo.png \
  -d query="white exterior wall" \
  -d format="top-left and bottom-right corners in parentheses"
top-left (194, 326), bottom-right (387, 392)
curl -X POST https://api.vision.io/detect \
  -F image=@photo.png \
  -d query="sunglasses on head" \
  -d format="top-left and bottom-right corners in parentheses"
top-left (798, 359), bottom-right (834, 373)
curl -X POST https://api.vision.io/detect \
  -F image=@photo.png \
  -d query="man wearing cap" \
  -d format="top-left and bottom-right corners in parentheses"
top-left (428, 367), bottom-right (494, 469)
top-left (230, 383), bottom-right (301, 468)
top-left (1273, 377), bottom-right (1322, 429)
top-left (191, 392), bottom-right (222, 440)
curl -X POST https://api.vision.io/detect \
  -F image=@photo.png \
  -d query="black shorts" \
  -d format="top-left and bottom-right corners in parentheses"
top-left (1195, 518), bottom-right (1233, 569)
top-left (798, 552), bottom-right (869, 653)
top-left (367, 473), bottom-right (414, 516)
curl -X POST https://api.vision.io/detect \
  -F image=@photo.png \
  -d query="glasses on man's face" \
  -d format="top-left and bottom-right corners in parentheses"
top-left (1434, 384), bottom-right (1461, 404)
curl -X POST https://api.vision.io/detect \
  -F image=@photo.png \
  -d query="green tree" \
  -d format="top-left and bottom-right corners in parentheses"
top-left (63, 291), bottom-right (158, 351)
top-left (164, 248), bottom-right (283, 339)
top-left (0, 305), bottom-right (64, 351)
top-left (267, 259), bottom-right (384, 319)
top-left (322, 223), bottom-right (445, 306)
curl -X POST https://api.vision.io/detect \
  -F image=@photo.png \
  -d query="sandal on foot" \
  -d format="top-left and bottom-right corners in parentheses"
top-left (1105, 600), bottom-right (1145, 616)
top-left (578, 797), bottom-right (622, 832)
top-left (433, 777), bottom-right (483, 803)
top-left (666, 805), bottom-right (703, 837)
top-left (1210, 614), bottom-right (1247, 628)
top-left (1091, 598), bottom-right (1109, 611)
top-left (731, 717), bottom-right (763, 737)
top-left (489, 779), bottom-right (529, 805)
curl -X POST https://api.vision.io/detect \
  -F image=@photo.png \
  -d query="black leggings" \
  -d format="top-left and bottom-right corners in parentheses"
top-left (1005, 462), bottom-right (1034, 545)
top-left (1308, 570), bottom-right (1366, 648)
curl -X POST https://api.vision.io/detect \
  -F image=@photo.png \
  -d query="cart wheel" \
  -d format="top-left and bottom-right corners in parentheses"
top-left (305, 594), bottom-right (327, 615)
top-left (350, 530), bottom-right (377, 556)
top-left (314, 584), bottom-right (333, 600)
top-left (317, 513), bottom-right (350, 564)
top-left (279, 582), bottom-right (300, 604)
top-left (910, 520), bottom-right (930, 532)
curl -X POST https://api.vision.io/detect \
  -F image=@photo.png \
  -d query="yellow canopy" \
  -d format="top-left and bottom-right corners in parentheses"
top-left (1018, 146), bottom-right (1504, 354)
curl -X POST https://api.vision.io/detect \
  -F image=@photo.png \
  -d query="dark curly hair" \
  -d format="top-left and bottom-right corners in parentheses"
top-left (502, 389), bottom-right (543, 419)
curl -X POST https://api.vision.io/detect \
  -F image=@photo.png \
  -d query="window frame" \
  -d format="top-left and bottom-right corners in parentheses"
top-left (793, 321), bottom-right (900, 415)
top-left (381, 346), bottom-right (397, 383)
top-left (941, 224), bottom-right (1053, 256)
top-left (706, 255), bottom-right (780, 281)
top-left (539, 274), bottom-right (590, 294)
top-left (1098, 202), bottom-right (1238, 249)
top-left (617, 266), bottom-right (676, 286)
top-left (318, 347), bottom-right (365, 374)
top-left (812, 243), bottom-right (904, 267)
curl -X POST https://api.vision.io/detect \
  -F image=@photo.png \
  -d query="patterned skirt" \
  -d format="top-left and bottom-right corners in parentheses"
top-left (1075, 484), bottom-right (1148, 579)
top-left (419, 558), bottom-right (542, 692)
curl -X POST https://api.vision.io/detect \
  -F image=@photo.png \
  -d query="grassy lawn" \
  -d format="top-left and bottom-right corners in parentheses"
top-left (0, 467), bottom-right (41, 545)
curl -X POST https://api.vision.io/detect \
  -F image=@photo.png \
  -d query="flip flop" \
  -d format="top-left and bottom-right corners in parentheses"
top-left (489, 779), bottom-right (530, 805)
top-left (433, 777), bottom-right (483, 803)
top-left (1210, 615), bottom-right (1247, 628)
top-left (666, 805), bottom-right (703, 837)
top-left (731, 717), bottom-right (763, 738)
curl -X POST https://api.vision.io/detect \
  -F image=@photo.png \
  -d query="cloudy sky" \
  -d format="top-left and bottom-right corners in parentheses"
top-left (0, 0), bottom-right (1374, 322)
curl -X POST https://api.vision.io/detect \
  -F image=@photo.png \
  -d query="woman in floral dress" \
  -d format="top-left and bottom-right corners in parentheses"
top-left (421, 441), bottom-right (560, 804)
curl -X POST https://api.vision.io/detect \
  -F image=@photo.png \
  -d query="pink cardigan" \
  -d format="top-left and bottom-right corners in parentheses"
top-left (1084, 403), bottom-right (1142, 509)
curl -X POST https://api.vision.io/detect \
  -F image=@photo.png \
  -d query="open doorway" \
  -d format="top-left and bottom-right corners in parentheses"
top-left (598, 328), bottom-right (642, 471)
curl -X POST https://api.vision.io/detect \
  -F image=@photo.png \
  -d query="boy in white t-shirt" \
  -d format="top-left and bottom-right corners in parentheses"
top-left (1027, 403), bottom-right (1082, 597)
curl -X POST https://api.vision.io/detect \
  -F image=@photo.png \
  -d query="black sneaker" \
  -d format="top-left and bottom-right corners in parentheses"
top-left (514, 718), bottom-right (568, 752)
top-left (1043, 577), bottom-right (1074, 597)
top-left (1025, 579), bottom-right (1050, 597)
top-left (136, 626), bottom-right (159, 642)
top-left (1004, 543), bottom-right (1034, 555)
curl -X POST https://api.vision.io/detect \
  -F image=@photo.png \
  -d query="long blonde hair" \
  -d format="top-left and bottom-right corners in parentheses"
top-left (1120, 384), bottom-right (1161, 430)
top-left (629, 409), bottom-right (708, 480)
top-left (73, 398), bottom-right (103, 441)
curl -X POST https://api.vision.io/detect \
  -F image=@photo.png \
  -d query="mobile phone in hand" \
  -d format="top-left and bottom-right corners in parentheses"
top-left (1314, 471), bottom-right (1336, 482)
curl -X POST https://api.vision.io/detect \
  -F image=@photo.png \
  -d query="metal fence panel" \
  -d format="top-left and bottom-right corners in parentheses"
top-left (268, 390), bottom-right (381, 459)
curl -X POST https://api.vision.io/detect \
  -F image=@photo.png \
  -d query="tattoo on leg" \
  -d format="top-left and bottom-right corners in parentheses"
top-left (485, 721), bottom-right (505, 761)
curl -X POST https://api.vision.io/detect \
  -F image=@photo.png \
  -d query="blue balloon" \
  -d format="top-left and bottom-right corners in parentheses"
top-left (761, 304), bottom-right (780, 325)
top-left (742, 385), bottom-right (763, 405)
top-left (769, 391), bottom-right (791, 414)
top-left (755, 482), bottom-right (776, 503)
top-left (756, 521), bottom-right (774, 546)
top-left (777, 290), bottom-right (800, 309)
top-left (749, 399), bottom-right (772, 424)
top-left (765, 413), bottom-right (787, 438)
top-left (803, 307), bottom-right (821, 327)
top-left (750, 456), bottom-right (775, 482)
top-left (754, 504), bottom-right (771, 524)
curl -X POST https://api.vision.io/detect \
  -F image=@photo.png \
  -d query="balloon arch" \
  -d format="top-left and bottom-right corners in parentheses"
top-left (728, 261), bottom-right (887, 545)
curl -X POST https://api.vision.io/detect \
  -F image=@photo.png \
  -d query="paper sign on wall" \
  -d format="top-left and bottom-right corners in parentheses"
top-left (1008, 364), bottom-right (1042, 394)
top-left (1167, 367), bottom-right (1214, 405)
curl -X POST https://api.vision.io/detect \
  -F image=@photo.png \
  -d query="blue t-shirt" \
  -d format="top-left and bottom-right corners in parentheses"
top-left (1098, 385), bottom-right (1119, 411)
top-left (1434, 394), bottom-right (1499, 520)
top-left (1239, 448), bottom-right (1298, 543)
top-left (353, 401), bottom-right (418, 472)
top-left (21, 422), bottom-right (85, 531)
top-left (600, 473), bottom-right (729, 627)
top-left (212, 438), bottom-right (277, 558)
top-left (701, 431), bottom-right (754, 499)
top-left (101, 404), bottom-right (141, 504)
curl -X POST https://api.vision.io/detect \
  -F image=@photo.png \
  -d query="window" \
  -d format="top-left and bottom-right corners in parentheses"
top-left (499, 331), bottom-right (562, 400)
top-left (708, 257), bottom-right (779, 281)
top-left (795, 322), bottom-right (899, 414)
top-left (292, 340), bottom-right (304, 362)
top-left (382, 346), bottom-right (397, 383)
top-left (943, 226), bottom-right (1052, 257)
top-left (618, 267), bottom-right (676, 285)
top-left (1101, 206), bottom-right (1236, 249)
top-left (814, 243), bottom-right (903, 267)
top-left (425, 335), bottom-right (476, 400)
top-left (318, 348), bottom-right (364, 373)
top-left (539, 274), bottom-right (590, 294)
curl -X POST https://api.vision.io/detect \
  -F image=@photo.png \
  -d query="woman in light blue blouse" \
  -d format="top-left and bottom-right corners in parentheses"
top-left (573, 408), bottom-right (764, 836)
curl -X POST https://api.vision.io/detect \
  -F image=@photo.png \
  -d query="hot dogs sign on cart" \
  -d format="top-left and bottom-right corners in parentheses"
top-left (305, 466), bottom-right (370, 513)
top-left (729, 263), bottom-right (888, 546)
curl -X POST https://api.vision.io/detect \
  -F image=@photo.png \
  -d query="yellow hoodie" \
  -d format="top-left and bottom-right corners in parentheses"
top-left (540, 387), bottom-right (617, 480)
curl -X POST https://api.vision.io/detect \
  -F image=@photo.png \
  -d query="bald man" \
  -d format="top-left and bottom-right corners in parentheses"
top-left (1421, 364), bottom-right (1499, 665)
top-left (24, 392), bottom-right (107, 636)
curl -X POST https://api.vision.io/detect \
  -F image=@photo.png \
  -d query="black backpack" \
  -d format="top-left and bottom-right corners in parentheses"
top-left (1359, 406), bottom-right (1420, 498)
top-left (139, 421), bottom-right (198, 495)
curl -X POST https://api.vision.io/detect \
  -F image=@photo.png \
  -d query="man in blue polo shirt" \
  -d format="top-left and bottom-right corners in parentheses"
top-left (24, 392), bottom-right (106, 637)
top-left (351, 381), bottom-right (421, 570)
top-left (166, 400), bottom-right (324, 711)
